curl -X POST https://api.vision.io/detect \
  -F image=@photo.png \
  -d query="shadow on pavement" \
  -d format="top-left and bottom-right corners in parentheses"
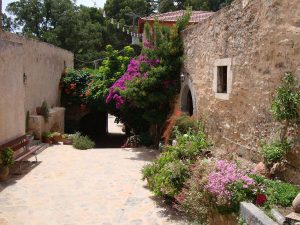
top-left (0, 161), bottom-right (41, 193)
top-left (93, 133), bottom-right (127, 148)
top-left (125, 147), bottom-right (159, 162)
top-left (150, 195), bottom-right (187, 224)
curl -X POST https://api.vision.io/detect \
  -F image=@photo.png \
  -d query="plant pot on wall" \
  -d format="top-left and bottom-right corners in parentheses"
top-left (0, 166), bottom-right (9, 181)
top-left (36, 107), bottom-right (42, 115)
top-left (42, 136), bottom-right (52, 144)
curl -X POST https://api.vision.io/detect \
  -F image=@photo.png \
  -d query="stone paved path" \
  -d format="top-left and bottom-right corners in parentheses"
top-left (0, 146), bottom-right (184, 225)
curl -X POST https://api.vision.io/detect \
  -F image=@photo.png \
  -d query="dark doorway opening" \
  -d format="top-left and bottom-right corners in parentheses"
top-left (186, 90), bottom-right (194, 116)
top-left (79, 111), bottom-right (126, 148)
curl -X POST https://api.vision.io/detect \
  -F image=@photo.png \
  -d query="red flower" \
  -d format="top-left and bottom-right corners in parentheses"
top-left (70, 83), bottom-right (76, 90)
top-left (256, 194), bottom-right (267, 206)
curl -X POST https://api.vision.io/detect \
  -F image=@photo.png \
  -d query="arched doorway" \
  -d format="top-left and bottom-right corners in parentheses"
top-left (180, 79), bottom-right (195, 116)
top-left (186, 90), bottom-right (194, 116)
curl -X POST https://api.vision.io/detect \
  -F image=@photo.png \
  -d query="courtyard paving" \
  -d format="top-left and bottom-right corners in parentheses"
top-left (0, 145), bottom-right (184, 225)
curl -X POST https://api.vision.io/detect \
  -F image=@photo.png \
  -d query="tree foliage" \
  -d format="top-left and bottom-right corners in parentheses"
top-left (106, 12), bottom-right (191, 141)
top-left (60, 45), bottom-right (135, 111)
top-left (157, 0), bottom-right (233, 12)
top-left (6, 0), bottom-right (132, 68)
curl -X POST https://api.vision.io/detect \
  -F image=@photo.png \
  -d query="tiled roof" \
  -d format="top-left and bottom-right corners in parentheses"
top-left (140, 10), bottom-right (214, 23)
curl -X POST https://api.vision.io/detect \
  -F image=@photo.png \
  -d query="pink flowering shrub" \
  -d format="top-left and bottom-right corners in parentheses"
top-left (106, 55), bottom-right (160, 109)
top-left (206, 160), bottom-right (256, 211)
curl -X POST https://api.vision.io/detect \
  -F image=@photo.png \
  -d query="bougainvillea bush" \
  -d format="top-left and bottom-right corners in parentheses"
top-left (60, 68), bottom-right (93, 109)
top-left (106, 13), bottom-right (191, 141)
top-left (60, 45), bottom-right (134, 111)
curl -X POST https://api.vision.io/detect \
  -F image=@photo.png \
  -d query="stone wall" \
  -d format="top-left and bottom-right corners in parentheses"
top-left (182, 0), bottom-right (300, 183)
top-left (0, 32), bottom-right (73, 144)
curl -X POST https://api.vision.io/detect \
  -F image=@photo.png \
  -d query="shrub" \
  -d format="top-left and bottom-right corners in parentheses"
top-left (175, 159), bottom-right (214, 224)
top-left (251, 175), bottom-right (300, 208)
top-left (173, 113), bottom-right (198, 135)
top-left (72, 134), bottom-right (95, 150)
top-left (261, 139), bottom-right (291, 165)
top-left (206, 160), bottom-right (256, 213)
top-left (271, 72), bottom-right (300, 124)
top-left (142, 125), bottom-right (210, 198)
top-left (42, 131), bottom-right (52, 138)
top-left (1, 148), bottom-right (14, 167)
top-left (41, 101), bottom-right (50, 122)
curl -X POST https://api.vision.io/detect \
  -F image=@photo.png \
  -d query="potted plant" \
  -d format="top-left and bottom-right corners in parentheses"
top-left (36, 107), bottom-right (42, 115)
top-left (42, 131), bottom-right (52, 144)
top-left (40, 101), bottom-right (50, 122)
top-left (51, 132), bottom-right (62, 144)
top-left (61, 134), bottom-right (72, 145)
top-left (0, 147), bottom-right (14, 181)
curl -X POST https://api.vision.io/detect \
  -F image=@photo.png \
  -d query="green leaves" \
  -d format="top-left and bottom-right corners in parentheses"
top-left (271, 72), bottom-right (300, 123)
top-left (261, 139), bottom-right (291, 165)
top-left (1, 148), bottom-right (14, 167)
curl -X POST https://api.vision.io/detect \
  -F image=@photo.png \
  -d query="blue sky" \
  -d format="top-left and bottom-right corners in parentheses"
top-left (2, 0), bottom-right (106, 12)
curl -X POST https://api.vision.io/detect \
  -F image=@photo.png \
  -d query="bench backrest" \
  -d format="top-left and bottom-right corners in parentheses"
top-left (0, 135), bottom-right (29, 152)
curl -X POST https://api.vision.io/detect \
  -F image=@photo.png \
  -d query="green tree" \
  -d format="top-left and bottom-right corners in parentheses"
top-left (157, 0), bottom-right (233, 12)
top-left (6, 0), bottom-right (133, 68)
top-left (104, 0), bottom-right (150, 24)
top-left (2, 13), bottom-right (14, 32)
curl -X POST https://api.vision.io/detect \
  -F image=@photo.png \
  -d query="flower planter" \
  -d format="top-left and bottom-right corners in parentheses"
top-left (51, 135), bottom-right (62, 144)
top-left (36, 107), bottom-right (42, 115)
top-left (0, 166), bottom-right (9, 181)
top-left (62, 138), bottom-right (72, 145)
top-left (42, 136), bottom-right (52, 144)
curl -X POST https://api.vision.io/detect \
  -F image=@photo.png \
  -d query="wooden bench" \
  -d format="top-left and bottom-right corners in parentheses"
top-left (0, 135), bottom-right (43, 173)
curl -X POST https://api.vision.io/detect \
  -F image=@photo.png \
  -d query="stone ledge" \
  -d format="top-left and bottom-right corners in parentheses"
top-left (28, 107), bottom-right (65, 139)
top-left (240, 202), bottom-right (278, 225)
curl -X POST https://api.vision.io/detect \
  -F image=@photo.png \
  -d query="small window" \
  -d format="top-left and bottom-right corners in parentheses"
top-left (217, 66), bottom-right (227, 93)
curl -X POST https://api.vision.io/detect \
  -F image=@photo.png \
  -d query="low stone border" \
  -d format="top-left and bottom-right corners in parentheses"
top-left (240, 202), bottom-right (278, 225)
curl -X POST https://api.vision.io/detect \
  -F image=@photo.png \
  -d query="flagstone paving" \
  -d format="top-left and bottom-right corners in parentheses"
top-left (0, 146), bottom-right (184, 225)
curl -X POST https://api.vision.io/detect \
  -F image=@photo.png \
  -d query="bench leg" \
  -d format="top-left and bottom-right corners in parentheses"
top-left (35, 154), bottom-right (38, 163)
top-left (18, 163), bottom-right (22, 175)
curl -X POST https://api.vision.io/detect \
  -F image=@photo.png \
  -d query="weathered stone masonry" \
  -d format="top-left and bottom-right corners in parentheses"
top-left (182, 0), bottom-right (300, 183)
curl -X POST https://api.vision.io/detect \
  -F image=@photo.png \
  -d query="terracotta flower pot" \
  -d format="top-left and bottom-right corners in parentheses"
top-left (42, 136), bottom-right (52, 144)
top-left (292, 193), bottom-right (300, 213)
top-left (36, 107), bottom-right (42, 115)
top-left (0, 166), bottom-right (9, 181)
top-left (51, 135), bottom-right (61, 144)
top-left (62, 139), bottom-right (72, 145)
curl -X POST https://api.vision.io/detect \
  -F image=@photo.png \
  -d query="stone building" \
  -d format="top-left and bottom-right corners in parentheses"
top-left (0, 32), bottom-right (73, 143)
top-left (180, 0), bottom-right (300, 183)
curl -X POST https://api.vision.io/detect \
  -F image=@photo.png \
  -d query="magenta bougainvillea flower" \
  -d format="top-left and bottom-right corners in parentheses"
top-left (106, 55), bottom-right (160, 109)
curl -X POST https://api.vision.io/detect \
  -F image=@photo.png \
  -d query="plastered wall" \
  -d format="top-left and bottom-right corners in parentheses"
top-left (0, 32), bottom-right (73, 144)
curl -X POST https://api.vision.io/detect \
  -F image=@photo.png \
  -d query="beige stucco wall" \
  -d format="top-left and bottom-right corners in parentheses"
top-left (0, 39), bottom-right (25, 143)
top-left (182, 0), bottom-right (300, 182)
top-left (0, 32), bottom-right (74, 144)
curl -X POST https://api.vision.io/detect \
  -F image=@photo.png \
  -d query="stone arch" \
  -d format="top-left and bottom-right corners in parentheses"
top-left (180, 76), bottom-right (196, 116)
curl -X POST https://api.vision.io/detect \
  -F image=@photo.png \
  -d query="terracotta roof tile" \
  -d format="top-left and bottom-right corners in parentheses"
top-left (141, 10), bottom-right (214, 23)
